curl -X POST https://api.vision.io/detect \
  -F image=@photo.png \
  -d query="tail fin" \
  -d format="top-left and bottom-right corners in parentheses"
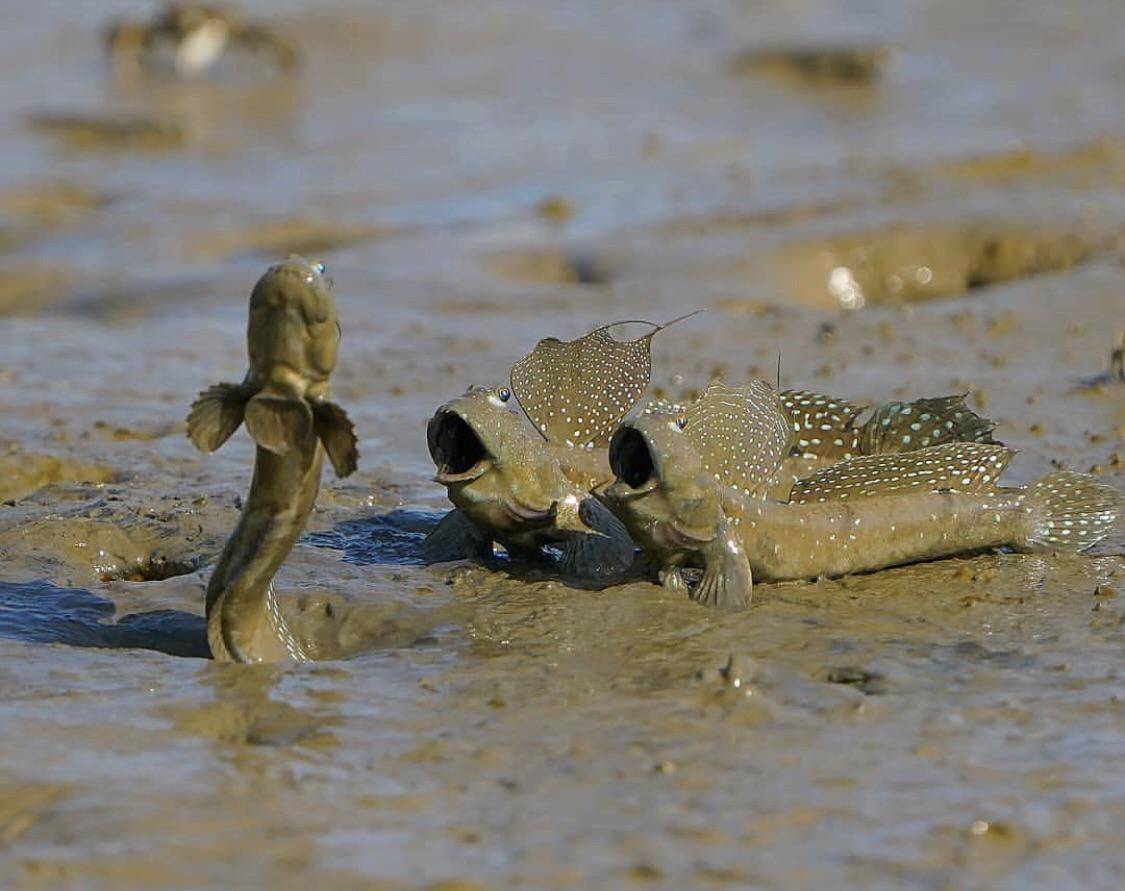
top-left (1022, 472), bottom-right (1120, 552)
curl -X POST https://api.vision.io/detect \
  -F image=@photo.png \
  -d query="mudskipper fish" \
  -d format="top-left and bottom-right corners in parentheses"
top-left (603, 380), bottom-right (1120, 608)
top-left (426, 316), bottom-right (999, 581)
top-left (187, 256), bottom-right (357, 662)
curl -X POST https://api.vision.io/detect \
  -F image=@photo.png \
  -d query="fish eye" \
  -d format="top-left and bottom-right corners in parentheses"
top-left (498, 387), bottom-right (511, 402)
top-left (676, 416), bottom-right (687, 430)
top-left (314, 262), bottom-right (326, 276)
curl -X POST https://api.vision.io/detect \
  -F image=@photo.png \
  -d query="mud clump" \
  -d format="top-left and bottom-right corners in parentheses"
top-left (0, 454), bottom-right (116, 503)
top-left (774, 222), bottom-right (1101, 309)
top-left (28, 112), bottom-right (186, 152)
top-left (728, 44), bottom-right (891, 85)
top-left (486, 246), bottom-right (614, 286)
top-left (0, 266), bottom-right (73, 316)
top-left (0, 518), bottom-right (197, 583)
top-left (186, 216), bottom-right (383, 262)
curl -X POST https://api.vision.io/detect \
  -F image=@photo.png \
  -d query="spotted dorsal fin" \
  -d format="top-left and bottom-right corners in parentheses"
top-left (680, 380), bottom-right (794, 498)
top-left (510, 313), bottom-right (700, 448)
top-left (788, 442), bottom-right (1014, 504)
top-left (779, 389), bottom-right (868, 460)
top-left (859, 394), bottom-right (998, 454)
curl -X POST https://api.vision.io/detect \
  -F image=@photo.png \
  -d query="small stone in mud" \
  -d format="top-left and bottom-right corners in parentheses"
top-left (535, 195), bottom-right (574, 222)
top-left (824, 666), bottom-right (887, 695)
top-left (704, 653), bottom-right (764, 688)
top-left (29, 113), bottom-right (185, 152)
top-left (728, 44), bottom-right (891, 85)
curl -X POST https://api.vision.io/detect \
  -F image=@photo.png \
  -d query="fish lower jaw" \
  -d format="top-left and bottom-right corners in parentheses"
top-left (433, 461), bottom-right (491, 485)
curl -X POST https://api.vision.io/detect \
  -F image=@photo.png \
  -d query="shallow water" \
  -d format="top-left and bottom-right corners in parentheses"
top-left (1, 0), bottom-right (1123, 887)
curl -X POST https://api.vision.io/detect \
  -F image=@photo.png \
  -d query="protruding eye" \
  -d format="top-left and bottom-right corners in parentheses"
top-left (676, 416), bottom-right (687, 430)
top-left (498, 387), bottom-right (511, 402)
top-left (314, 262), bottom-right (326, 276)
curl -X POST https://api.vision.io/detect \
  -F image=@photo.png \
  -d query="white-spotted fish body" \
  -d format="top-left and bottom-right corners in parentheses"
top-left (187, 257), bottom-right (357, 663)
top-left (605, 390), bottom-right (1120, 609)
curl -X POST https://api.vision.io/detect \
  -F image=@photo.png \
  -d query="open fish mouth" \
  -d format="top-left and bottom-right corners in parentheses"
top-left (607, 426), bottom-right (660, 497)
top-left (428, 410), bottom-right (492, 484)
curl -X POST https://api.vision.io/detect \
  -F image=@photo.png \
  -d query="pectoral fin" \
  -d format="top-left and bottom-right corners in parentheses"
top-left (313, 400), bottom-right (359, 478)
top-left (244, 393), bottom-right (313, 454)
top-left (659, 566), bottom-right (689, 595)
top-left (187, 382), bottom-right (249, 453)
top-left (559, 497), bottom-right (636, 579)
top-left (423, 509), bottom-right (493, 563)
top-left (693, 524), bottom-right (752, 609)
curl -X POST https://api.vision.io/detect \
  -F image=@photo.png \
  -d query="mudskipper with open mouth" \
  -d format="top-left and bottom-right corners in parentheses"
top-left (604, 380), bottom-right (1121, 609)
top-left (187, 256), bottom-right (357, 662)
top-left (426, 315), bottom-right (1000, 582)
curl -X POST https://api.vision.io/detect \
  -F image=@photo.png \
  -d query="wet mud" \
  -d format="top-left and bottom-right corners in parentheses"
top-left (1, 0), bottom-right (1124, 888)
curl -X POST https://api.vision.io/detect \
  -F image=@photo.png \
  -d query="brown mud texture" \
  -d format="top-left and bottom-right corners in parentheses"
top-left (1, 1), bottom-right (1124, 889)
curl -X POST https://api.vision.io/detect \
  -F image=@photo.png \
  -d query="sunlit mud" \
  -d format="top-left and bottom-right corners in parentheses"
top-left (0, 0), bottom-right (1123, 888)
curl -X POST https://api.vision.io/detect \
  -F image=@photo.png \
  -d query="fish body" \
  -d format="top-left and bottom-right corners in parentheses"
top-left (188, 256), bottom-right (357, 663)
top-left (605, 389), bottom-right (1119, 609)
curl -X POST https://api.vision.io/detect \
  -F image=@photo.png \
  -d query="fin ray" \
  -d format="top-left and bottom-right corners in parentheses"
top-left (244, 393), bottom-right (313, 455)
top-left (186, 382), bottom-right (248, 453)
top-left (313, 400), bottom-right (358, 477)
top-left (860, 394), bottom-right (998, 454)
top-left (789, 442), bottom-right (1014, 504)
top-left (680, 380), bottom-right (793, 498)
top-left (693, 524), bottom-right (753, 609)
top-left (1022, 472), bottom-right (1120, 552)
top-left (511, 318), bottom-right (691, 448)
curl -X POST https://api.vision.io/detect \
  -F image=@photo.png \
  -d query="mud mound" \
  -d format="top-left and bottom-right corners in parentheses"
top-left (772, 222), bottom-right (1103, 309)
top-left (485, 246), bottom-right (614, 286)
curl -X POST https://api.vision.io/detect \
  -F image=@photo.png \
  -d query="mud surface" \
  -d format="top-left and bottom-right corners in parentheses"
top-left (1, 1), bottom-right (1123, 888)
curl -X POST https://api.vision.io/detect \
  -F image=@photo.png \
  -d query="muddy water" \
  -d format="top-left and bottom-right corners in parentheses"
top-left (1, 0), bottom-right (1124, 887)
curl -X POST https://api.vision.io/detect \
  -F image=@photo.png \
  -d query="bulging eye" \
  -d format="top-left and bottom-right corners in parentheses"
top-left (498, 387), bottom-right (511, 402)
top-left (676, 416), bottom-right (687, 430)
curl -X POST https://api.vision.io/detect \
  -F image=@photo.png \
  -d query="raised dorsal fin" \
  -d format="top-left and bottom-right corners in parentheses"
top-left (680, 379), bottom-right (793, 498)
top-left (510, 312), bottom-right (700, 448)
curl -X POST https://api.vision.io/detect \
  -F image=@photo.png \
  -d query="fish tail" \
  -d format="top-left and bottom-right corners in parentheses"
top-left (1021, 472), bottom-right (1121, 552)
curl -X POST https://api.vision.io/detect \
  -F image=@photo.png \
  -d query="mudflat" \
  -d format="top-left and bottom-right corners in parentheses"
top-left (0, 1), bottom-right (1122, 888)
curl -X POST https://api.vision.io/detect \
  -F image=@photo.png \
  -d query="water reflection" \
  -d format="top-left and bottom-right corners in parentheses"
top-left (0, 579), bottom-right (207, 658)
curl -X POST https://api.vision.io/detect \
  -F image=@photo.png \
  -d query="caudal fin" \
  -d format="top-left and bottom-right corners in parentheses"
top-left (1022, 472), bottom-right (1121, 552)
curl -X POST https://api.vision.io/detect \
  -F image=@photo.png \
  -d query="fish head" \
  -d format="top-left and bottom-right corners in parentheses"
top-left (246, 256), bottom-right (340, 397)
top-left (603, 413), bottom-right (724, 558)
top-left (427, 386), bottom-right (561, 533)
